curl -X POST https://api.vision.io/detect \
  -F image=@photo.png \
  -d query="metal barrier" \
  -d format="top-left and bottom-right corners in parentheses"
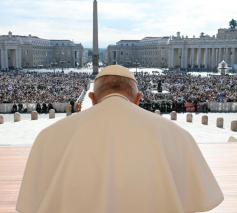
top-left (1, 101), bottom-right (237, 113)
top-left (208, 102), bottom-right (237, 112)
top-left (0, 103), bottom-right (68, 113)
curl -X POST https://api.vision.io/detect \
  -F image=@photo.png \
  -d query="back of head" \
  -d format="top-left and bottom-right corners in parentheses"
top-left (91, 65), bottom-right (141, 104)
top-left (94, 75), bottom-right (138, 102)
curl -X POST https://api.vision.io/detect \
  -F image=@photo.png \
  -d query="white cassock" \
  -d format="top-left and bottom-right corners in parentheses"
top-left (17, 94), bottom-right (224, 213)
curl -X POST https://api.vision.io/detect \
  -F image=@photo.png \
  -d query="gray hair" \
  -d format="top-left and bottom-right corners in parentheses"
top-left (94, 75), bottom-right (138, 101)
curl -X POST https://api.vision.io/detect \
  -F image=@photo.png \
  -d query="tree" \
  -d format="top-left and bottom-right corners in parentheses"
top-left (229, 19), bottom-right (237, 29)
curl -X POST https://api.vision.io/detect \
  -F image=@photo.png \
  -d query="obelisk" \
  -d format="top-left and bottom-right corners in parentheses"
top-left (93, 0), bottom-right (99, 75)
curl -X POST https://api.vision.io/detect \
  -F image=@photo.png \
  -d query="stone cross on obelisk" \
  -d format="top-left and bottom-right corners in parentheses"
top-left (93, 0), bottom-right (99, 75)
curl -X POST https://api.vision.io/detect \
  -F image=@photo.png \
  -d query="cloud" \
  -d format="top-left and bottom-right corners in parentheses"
top-left (0, 0), bottom-right (236, 47)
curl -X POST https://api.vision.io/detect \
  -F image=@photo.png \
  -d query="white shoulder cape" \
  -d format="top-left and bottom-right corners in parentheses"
top-left (17, 95), bottom-right (223, 213)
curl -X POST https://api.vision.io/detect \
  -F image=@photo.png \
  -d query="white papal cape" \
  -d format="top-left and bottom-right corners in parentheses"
top-left (17, 94), bottom-right (223, 213)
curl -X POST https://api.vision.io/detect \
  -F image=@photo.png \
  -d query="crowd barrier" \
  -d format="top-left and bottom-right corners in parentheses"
top-left (0, 89), bottom-right (88, 114)
top-left (1, 101), bottom-right (237, 114)
top-left (0, 103), bottom-right (69, 113)
top-left (208, 102), bottom-right (237, 112)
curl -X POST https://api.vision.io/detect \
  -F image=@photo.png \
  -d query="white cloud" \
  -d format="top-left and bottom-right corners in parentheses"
top-left (0, 0), bottom-right (236, 47)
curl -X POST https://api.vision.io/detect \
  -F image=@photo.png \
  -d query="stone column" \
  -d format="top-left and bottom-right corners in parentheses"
top-left (198, 48), bottom-right (202, 68)
top-left (216, 48), bottom-right (219, 63)
top-left (231, 48), bottom-right (235, 65)
top-left (183, 48), bottom-right (188, 69)
top-left (227, 48), bottom-right (231, 63)
top-left (223, 48), bottom-right (226, 61)
top-left (211, 48), bottom-right (216, 69)
top-left (219, 48), bottom-right (222, 62)
top-left (1, 48), bottom-right (8, 70)
top-left (191, 48), bottom-right (195, 68)
top-left (172, 48), bottom-right (175, 68)
top-left (227, 48), bottom-right (231, 62)
top-left (5, 49), bottom-right (8, 69)
top-left (185, 48), bottom-right (189, 69)
top-left (16, 48), bottom-right (22, 69)
top-left (168, 48), bottom-right (174, 68)
top-left (0, 49), bottom-right (3, 69)
top-left (234, 48), bottom-right (237, 64)
top-left (172, 48), bottom-right (175, 67)
top-left (205, 48), bottom-right (209, 69)
top-left (16, 49), bottom-right (19, 68)
top-left (210, 48), bottom-right (213, 68)
top-left (179, 48), bottom-right (184, 68)
top-left (222, 48), bottom-right (225, 61)
top-left (19, 48), bottom-right (22, 68)
top-left (227, 48), bottom-right (229, 62)
top-left (181, 48), bottom-right (184, 68)
top-left (168, 48), bottom-right (171, 68)
top-left (178, 48), bottom-right (181, 68)
top-left (226, 48), bottom-right (229, 62)
top-left (215, 48), bottom-right (218, 67)
top-left (187, 48), bottom-right (190, 67)
top-left (173, 48), bottom-right (178, 67)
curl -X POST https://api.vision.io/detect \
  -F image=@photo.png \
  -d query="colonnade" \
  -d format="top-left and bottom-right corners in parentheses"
top-left (0, 48), bottom-right (22, 70)
top-left (169, 47), bottom-right (237, 70)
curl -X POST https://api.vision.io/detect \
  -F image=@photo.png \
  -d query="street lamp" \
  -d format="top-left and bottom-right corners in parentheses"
top-left (61, 51), bottom-right (65, 72)
top-left (50, 62), bottom-right (57, 75)
top-left (135, 60), bottom-right (138, 72)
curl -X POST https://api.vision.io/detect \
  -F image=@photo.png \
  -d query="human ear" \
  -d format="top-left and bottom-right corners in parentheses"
top-left (89, 92), bottom-right (97, 105)
top-left (134, 92), bottom-right (142, 105)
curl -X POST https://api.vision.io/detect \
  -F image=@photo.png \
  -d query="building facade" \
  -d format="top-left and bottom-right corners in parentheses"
top-left (107, 29), bottom-right (237, 71)
top-left (0, 32), bottom-right (83, 70)
top-left (107, 38), bottom-right (169, 68)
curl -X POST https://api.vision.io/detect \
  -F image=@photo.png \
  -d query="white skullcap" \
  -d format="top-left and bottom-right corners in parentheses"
top-left (95, 65), bottom-right (137, 82)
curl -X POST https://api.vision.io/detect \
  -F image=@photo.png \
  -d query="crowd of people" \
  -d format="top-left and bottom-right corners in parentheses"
top-left (0, 71), bottom-right (90, 112)
top-left (1, 69), bottom-right (237, 114)
top-left (135, 71), bottom-right (237, 113)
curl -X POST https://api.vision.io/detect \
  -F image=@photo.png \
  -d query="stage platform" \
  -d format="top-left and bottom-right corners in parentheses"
top-left (0, 143), bottom-right (236, 213)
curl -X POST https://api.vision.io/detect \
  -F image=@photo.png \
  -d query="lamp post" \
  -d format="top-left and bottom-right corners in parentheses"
top-left (135, 60), bottom-right (138, 72)
top-left (61, 51), bottom-right (65, 72)
top-left (50, 62), bottom-right (57, 75)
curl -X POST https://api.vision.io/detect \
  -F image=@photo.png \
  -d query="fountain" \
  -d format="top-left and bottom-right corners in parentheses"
top-left (218, 60), bottom-right (229, 75)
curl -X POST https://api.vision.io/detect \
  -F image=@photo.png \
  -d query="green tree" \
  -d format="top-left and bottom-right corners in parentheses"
top-left (229, 19), bottom-right (237, 29)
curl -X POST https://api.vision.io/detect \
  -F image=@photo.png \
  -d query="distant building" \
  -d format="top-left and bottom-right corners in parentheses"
top-left (83, 48), bottom-right (92, 65)
top-left (99, 48), bottom-right (107, 65)
top-left (106, 28), bottom-right (237, 71)
top-left (0, 32), bottom-right (83, 70)
top-left (83, 48), bottom-right (107, 66)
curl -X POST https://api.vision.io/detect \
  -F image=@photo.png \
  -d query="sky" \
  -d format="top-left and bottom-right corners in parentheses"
top-left (0, 0), bottom-right (236, 48)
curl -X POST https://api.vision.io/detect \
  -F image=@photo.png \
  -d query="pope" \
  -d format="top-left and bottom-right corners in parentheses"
top-left (17, 65), bottom-right (223, 213)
